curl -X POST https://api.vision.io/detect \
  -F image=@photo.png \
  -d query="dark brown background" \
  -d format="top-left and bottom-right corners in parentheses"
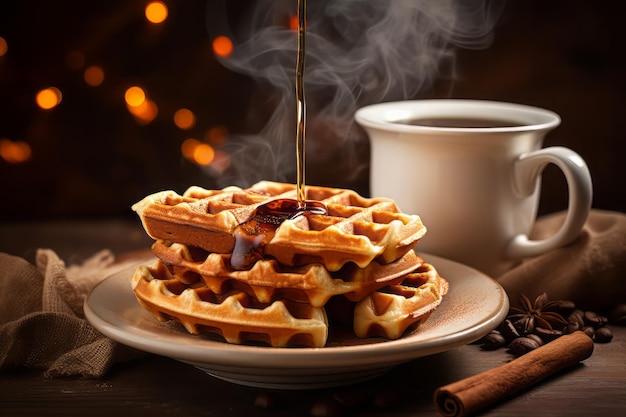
top-left (0, 0), bottom-right (624, 222)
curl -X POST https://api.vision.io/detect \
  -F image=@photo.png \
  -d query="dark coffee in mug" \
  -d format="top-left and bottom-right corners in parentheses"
top-left (399, 117), bottom-right (524, 128)
top-left (356, 99), bottom-right (592, 277)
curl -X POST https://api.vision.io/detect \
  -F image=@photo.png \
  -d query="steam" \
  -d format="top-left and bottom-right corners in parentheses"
top-left (205, 0), bottom-right (503, 190)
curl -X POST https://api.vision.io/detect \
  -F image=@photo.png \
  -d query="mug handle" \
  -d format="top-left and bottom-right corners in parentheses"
top-left (506, 146), bottom-right (593, 259)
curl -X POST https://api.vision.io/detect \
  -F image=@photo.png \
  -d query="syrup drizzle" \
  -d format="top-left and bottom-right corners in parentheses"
top-left (230, 0), bottom-right (328, 271)
top-left (230, 199), bottom-right (327, 270)
top-left (295, 0), bottom-right (307, 207)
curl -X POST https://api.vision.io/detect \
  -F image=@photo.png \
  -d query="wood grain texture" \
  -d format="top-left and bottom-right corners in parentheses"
top-left (0, 328), bottom-right (624, 416)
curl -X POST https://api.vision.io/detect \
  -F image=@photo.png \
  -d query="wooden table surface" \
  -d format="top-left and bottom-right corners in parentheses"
top-left (1, 219), bottom-right (625, 417)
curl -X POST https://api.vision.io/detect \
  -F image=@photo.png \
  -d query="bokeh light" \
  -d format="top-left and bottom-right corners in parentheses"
top-left (36, 87), bottom-right (62, 110)
top-left (145, 1), bottom-right (168, 24)
top-left (205, 125), bottom-right (229, 146)
top-left (124, 86), bottom-right (146, 107)
top-left (212, 35), bottom-right (233, 58)
top-left (0, 139), bottom-right (31, 164)
top-left (193, 143), bottom-right (215, 165)
top-left (181, 138), bottom-right (201, 160)
top-left (127, 99), bottom-right (158, 124)
top-left (84, 65), bottom-right (105, 86)
top-left (181, 138), bottom-right (215, 166)
top-left (124, 86), bottom-right (157, 124)
top-left (173, 108), bottom-right (196, 130)
top-left (289, 14), bottom-right (307, 30)
top-left (0, 37), bottom-right (8, 56)
top-left (289, 14), bottom-right (299, 31)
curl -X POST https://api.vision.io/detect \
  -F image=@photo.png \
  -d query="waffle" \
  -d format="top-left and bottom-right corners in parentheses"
top-left (353, 262), bottom-right (449, 339)
top-left (132, 258), bottom-right (447, 346)
top-left (131, 181), bottom-right (448, 347)
top-left (150, 239), bottom-right (423, 307)
top-left (132, 261), bottom-right (328, 347)
top-left (132, 181), bottom-right (426, 271)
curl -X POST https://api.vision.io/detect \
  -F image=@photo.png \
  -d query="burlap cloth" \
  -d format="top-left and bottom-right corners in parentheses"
top-left (498, 209), bottom-right (626, 311)
top-left (0, 249), bottom-right (144, 378)
top-left (0, 209), bottom-right (624, 378)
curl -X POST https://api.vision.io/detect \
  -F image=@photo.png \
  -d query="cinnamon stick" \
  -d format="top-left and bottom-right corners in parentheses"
top-left (434, 331), bottom-right (594, 417)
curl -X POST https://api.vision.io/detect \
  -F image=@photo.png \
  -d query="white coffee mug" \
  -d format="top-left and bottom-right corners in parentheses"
top-left (355, 99), bottom-right (593, 277)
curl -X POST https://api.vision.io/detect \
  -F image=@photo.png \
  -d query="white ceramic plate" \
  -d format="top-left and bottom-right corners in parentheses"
top-left (84, 253), bottom-right (508, 389)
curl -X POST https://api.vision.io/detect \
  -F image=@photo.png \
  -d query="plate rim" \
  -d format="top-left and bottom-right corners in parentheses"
top-left (84, 253), bottom-right (509, 370)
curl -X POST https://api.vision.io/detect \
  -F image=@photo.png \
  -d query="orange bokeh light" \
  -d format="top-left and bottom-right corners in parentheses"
top-left (173, 108), bottom-right (196, 130)
top-left (289, 14), bottom-right (307, 30)
top-left (205, 125), bottom-right (229, 146)
top-left (0, 37), bottom-right (8, 56)
top-left (125, 86), bottom-right (157, 124)
top-left (212, 35), bottom-right (233, 58)
top-left (84, 65), bottom-right (105, 86)
top-left (36, 87), bottom-right (62, 110)
top-left (127, 98), bottom-right (158, 124)
top-left (289, 14), bottom-right (299, 30)
top-left (125, 86), bottom-right (146, 107)
top-left (181, 138), bottom-right (215, 166)
top-left (181, 138), bottom-right (201, 159)
top-left (145, 1), bottom-right (168, 24)
top-left (0, 139), bottom-right (31, 164)
top-left (193, 143), bottom-right (215, 165)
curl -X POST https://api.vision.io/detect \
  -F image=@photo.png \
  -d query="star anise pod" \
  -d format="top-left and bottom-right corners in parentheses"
top-left (508, 292), bottom-right (568, 335)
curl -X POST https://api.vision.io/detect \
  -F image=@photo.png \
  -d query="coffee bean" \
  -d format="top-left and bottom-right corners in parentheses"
top-left (594, 327), bottom-right (614, 343)
top-left (581, 326), bottom-right (595, 338)
top-left (498, 319), bottom-right (521, 343)
top-left (563, 321), bottom-right (581, 334)
top-left (534, 327), bottom-right (563, 342)
top-left (508, 337), bottom-right (539, 356)
top-left (552, 299), bottom-right (576, 315)
top-left (487, 295), bottom-right (615, 360)
top-left (526, 333), bottom-right (544, 346)
top-left (584, 311), bottom-right (603, 328)
top-left (480, 332), bottom-right (506, 350)
top-left (568, 310), bottom-right (585, 328)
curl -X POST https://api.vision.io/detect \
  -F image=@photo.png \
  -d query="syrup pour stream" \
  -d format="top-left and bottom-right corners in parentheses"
top-left (295, 0), bottom-right (307, 207)
top-left (230, 0), bottom-right (327, 271)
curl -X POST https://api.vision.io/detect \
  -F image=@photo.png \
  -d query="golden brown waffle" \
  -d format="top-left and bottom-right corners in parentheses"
top-left (150, 240), bottom-right (423, 307)
top-left (132, 261), bottom-right (329, 347)
top-left (353, 262), bottom-right (449, 339)
top-left (132, 181), bottom-right (426, 271)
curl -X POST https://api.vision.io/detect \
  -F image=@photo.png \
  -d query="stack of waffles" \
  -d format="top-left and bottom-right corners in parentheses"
top-left (131, 181), bottom-right (448, 348)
